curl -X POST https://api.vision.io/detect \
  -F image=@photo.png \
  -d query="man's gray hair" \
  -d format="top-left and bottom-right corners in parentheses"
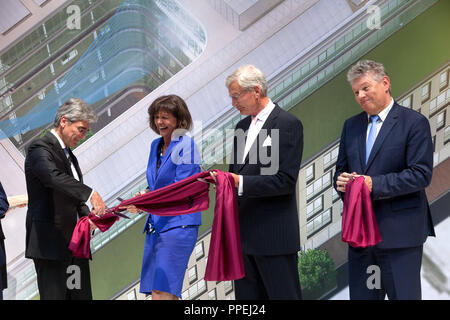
top-left (53, 98), bottom-right (98, 127)
top-left (346, 60), bottom-right (389, 84)
top-left (225, 64), bottom-right (268, 96)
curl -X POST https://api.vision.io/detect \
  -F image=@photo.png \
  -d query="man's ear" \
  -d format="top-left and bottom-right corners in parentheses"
top-left (382, 76), bottom-right (390, 93)
top-left (60, 116), bottom-right (68, 129)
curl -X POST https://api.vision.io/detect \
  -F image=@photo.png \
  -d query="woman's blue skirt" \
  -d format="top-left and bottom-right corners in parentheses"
top-left (139, 225), bottom-right (199, 298)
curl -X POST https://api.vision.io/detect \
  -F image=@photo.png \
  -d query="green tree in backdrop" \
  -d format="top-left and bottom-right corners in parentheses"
top-left (298, 248), bottom-right (337, 299)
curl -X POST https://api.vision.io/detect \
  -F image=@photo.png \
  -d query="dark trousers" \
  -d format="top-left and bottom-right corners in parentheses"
top-left (234, 253), bottom-right (302, 300)
top-left (348, 245), bottom-right (423, 300)
top-left (33, 257), bottom-right (92, 300)
top-left (0, 239), bottom-right (6, 300)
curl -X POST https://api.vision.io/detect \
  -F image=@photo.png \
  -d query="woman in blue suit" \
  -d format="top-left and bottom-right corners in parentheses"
top-left (122, 95), bottom-right (202, 300)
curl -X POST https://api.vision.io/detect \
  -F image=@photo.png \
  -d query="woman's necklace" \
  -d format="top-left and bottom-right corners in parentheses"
top-left (160, 141), bottom-right (168, 157)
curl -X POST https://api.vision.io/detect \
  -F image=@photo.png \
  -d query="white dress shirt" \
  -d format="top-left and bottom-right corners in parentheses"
top-left (238, 100), bottom-right (276, 195)
top-left (50, 129), bottom-right (94, 203)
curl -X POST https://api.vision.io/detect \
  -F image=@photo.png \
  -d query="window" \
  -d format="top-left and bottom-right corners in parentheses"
top-left (182, 279), bottom-right (207, 300)
top-left (444, 126), bottom-right (450, 145)
top-left (440, 70), bottom-right (449, 89)
top-left (332, 188), bottom-right (341, 203)
top-left (208, 289), bottom-right (217, 300)
top-left (305, 163), bottom-right (314, 184)
top-left (306, 208), bottom-right (332, 237)
top-left (430, 92), bottom-right (447, 116)
top-left (323, 146), bottom-right (339, 170)
top-left (224, 281), bottom-right (233, 295)
top-left (188, 266), bottom-right (198, 284)
top-left (437, 111), bottom-right (446, 131)
top-left (429, 98), bottom-right (437, 115)
top-left (306, 171), bottom-right (332, 201)
top-left (306, 195), bottom-right (324, 220)
top-left (195, 242), bottom-right (204, 260)
top-left (422, 82), bottom-right (431, 102)
top-left (401, 95), bottom-right (412, 108)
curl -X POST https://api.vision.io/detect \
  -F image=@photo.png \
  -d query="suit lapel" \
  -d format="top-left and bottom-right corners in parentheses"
top-left (67, 148), bottom-right (83, 182)
top-left (356, 112), bottom-right (368, 171)
top-left (235, 117), bottom-right (251, 173)
top-left (154, 136), bottom-right (180, 183)
top-left (238, 105), bottom-right (280, 173)
top-left (44, 132), bottom-right (72, 175)
top-left (364, 104), bottom-right (399, 173)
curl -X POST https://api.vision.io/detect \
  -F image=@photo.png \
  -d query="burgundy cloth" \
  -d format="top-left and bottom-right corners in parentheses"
top-left (204, 171), bottom-right (244, 281)
top-left (341, 176), bottom-right (382, 248)
top-left (69, 212), bottom-right (119, 258)
top-left (68, 170), bottom-right (245, 281)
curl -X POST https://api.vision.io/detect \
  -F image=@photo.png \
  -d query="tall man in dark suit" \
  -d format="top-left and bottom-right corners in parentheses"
top-left (0, 181), bottom-right (9, 300)
top-left (216, 64), bottom-right (303, 299)
top-left (334, 60), bottom-right (435, 300)
top-left (25, 98), bottom-right (106, 300)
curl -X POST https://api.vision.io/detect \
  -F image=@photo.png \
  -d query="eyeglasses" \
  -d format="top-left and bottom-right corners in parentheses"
top-left (67, 119), bottom-right (89, 135)
top-left (75, 126), bottom-right (88, 135)
top-left (230, 89), bottom-right (251, 100)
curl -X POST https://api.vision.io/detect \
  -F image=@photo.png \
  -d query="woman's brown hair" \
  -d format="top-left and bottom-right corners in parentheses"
top-left (148, 94), bottom-right (193, 134)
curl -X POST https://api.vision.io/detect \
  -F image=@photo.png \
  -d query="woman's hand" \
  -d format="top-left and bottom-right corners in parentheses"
top-left (119, 190), bottom-right (148, 214)
top-left (119, 204), bottom-right (141, 214)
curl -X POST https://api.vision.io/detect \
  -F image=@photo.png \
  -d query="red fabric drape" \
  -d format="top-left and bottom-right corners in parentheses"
top-left (68, 170), bottom-right (245, 281)
top-left (341, 176), bottom-right (382, 248)
top-left (68, 212), bottom-right (119, 259)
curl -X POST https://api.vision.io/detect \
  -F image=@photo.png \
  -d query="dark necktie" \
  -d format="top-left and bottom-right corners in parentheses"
top-left (64, 147), bottom-right (72, 163)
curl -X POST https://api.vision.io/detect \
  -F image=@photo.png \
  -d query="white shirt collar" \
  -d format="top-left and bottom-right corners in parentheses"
top-left (50, 129), bottom-right (67, 150)
top-left (367, 98), bottom-right (394, 122)
top-left (254, 99), bottom-right (275, 122)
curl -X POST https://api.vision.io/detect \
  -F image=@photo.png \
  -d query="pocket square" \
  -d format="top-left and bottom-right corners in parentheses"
top-left (262, 135), bottom-right (272, 147)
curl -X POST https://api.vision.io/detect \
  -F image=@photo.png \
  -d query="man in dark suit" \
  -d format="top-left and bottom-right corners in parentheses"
top-left (216, 64), bottom-right (303, 299)
top-left (334, 60), bottom-right (435, 300)
top-left (0, 181), bottom-right (9, 300)
top-left (25, 98), bottom-right (106, 300)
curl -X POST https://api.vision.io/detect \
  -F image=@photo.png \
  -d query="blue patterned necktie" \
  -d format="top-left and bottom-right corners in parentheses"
top-left (64, 147), bottom-right (71, 163)
top-left (365, 115), bottom-right (380, 164)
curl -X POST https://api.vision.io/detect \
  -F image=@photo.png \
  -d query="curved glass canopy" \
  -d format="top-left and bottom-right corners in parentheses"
top-left (0, 0), bottom-right (206, 149)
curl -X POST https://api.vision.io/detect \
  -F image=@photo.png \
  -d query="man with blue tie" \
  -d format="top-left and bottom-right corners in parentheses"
top-left (334, 60), bottom-right (435, 300)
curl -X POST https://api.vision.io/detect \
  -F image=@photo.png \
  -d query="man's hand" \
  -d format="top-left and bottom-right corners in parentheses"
top-left (337, 172), bottom-right (373, 193)
top-left (360, 175), bottom-right (372, 192)
top-left (209, 171), bottom-right (240, 188)
top-left (90, 190), bottom-right (106, 216)
top-left (88, 218), bottom-right (98, 231)
top-left (336, 172), bottom-right (354, 193)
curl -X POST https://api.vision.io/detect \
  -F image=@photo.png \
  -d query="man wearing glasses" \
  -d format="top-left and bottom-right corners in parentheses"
top-left (220, 65), bottom-right (304, 299)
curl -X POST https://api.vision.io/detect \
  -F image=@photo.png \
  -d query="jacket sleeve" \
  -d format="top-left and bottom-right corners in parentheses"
top-left (28, 142), bottom-right (92, 203)
top-left (0, 182), bottom-right (9, 218)
top-left (333, 119), bottom-right (349, 200)
top-left (371, 115), bottom-right (433, 200)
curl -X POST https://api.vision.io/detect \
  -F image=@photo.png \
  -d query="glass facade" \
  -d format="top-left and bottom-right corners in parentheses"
top-left (199, 0), bottom-right (437, 170)
top-left (0, 0), bottom-right (205, 152)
